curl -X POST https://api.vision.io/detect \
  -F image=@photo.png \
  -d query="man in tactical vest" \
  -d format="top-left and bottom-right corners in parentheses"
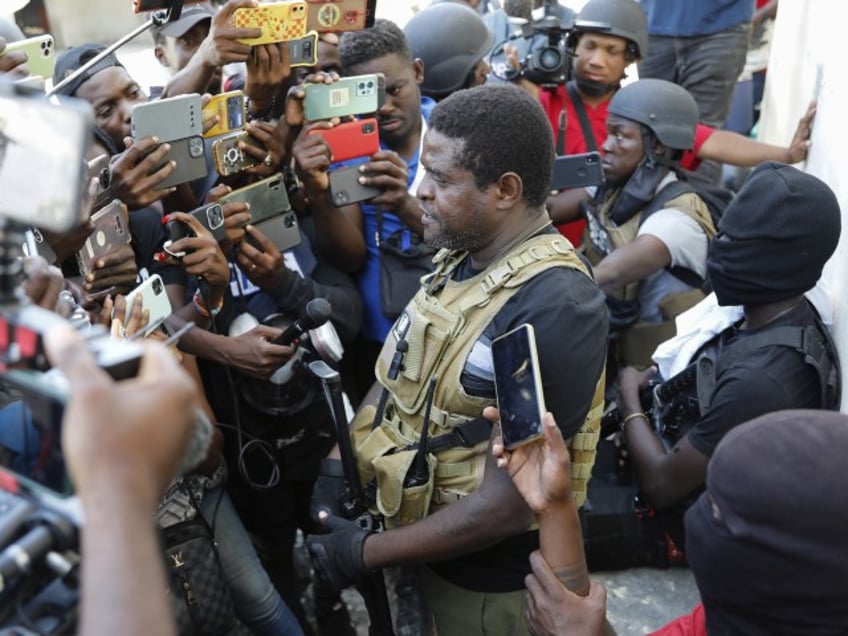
top-left (306, 84), bottom-right (609, 635)
top-left (586, 78), bottom-right (716, 369)
top-left (588, 162), bottom-right (841, 570)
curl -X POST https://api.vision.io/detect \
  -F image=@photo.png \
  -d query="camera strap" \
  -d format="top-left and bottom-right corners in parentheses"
top-left (566, 81), bottom-right (598, 153)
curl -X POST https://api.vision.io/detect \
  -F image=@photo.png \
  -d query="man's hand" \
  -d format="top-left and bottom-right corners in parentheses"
top-left (235, 224), bottom-right (286, 289)
top-left (22, 257), bottom-right (65, 311)
top-left (205, 184), bottom-right (251, 246)
top-left (306, 512), bottom-right (372, 590)
top-left (787, 99), bottom-right (816, 164)
top-left (615, 365), bottom-right (655, 408)
top-left (45, 326), bottom-right (196, 508)
top-left (0, 37), bottom-right (27, 75)
top-left (162, 212), bottom-right (231, 288)
top-left (245, 41), bottom-right (291, 114)
top-left (197, 0), bottom-right (260, 69)
top-left (243, 120), bottom-right (289, 175)
top-left (310, 458), bottom-right (348, 525)
top-left (525, 552), bottom-right (608, 636)
top-left (292, 121), bottom-right (334, 194)
top-left (222, 324), bottom-right (294, 378)
top-left (357, 150), bottom-right (408, 211)
top-left (490, 408), bottom-right (573, 515)
top-left (110, 137), bottom-right (177, 210)
top-left (83, 243), bottom-right (138, 296)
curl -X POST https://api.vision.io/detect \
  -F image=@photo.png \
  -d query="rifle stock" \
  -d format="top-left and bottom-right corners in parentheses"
top-left (309, 360), bottom-right (396, 636)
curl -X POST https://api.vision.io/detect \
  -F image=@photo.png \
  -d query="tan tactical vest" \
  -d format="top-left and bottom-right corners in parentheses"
top-left (584, 190), bottom-right (716, 366)
top-left (350, 232), bottom-right (606, 528)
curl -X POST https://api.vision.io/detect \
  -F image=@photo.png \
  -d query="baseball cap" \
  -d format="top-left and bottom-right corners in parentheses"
top-left (150, 4), bottom-right (215, 40)
top-left (52, 43), bottom-right (125, 97)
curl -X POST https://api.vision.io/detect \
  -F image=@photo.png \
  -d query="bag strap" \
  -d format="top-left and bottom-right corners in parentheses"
top-left (696, 313), bottom-right (840, 414)
top-left (400, 416), bottom-right (493, 454)
top-left (566, 81), bottom-right (598, 153)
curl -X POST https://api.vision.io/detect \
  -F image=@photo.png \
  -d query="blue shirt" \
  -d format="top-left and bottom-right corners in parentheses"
top-left (335, 96), bottom-right (436, 343)
top-left (639, 0), bottom-right (754, 37)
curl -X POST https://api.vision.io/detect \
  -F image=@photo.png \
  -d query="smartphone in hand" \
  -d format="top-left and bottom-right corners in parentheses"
top-left (492, 323), bottom-right (547, 450)
top-left (123, 274), bottom-right (173, 337)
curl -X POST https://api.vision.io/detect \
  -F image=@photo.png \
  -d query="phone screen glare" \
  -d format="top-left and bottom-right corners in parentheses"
top-left (493, 328), bottom-right (543, 448)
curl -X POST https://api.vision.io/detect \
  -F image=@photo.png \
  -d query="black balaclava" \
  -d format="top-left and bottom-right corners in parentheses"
top-left (685, 410), bottom-right (848, 635)
top-left (706, 162), bottom-right (840, 306)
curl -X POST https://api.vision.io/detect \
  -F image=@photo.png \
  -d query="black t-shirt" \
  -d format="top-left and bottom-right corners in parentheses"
top-left (687, 300), bottom-right (830, 457)
top-left (430, 231), bottom-right (609, 592)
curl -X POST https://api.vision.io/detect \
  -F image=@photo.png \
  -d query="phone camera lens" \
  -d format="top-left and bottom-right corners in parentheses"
top-left (152, 278), bottom-right (163, 294)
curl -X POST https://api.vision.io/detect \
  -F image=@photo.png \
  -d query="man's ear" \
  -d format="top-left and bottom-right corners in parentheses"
top-left (413, 58), bottom-right (425, 85)
top-left (153, 46), bottom-right (170, 69)
top-left (494, 172), bottom-right (524, 210)
top-left (653, 140), bottom-right (668, 157)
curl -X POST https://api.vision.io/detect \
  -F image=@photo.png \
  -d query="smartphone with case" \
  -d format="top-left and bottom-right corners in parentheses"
top-left (218, 174), bottom-right (291, 225)
top-left (328, 164), bottom-right (381, 207)
top-left (550, 151), bottom-right (605, 191)
top-left (167, 202), bottom-right (227, 243)
top-left (249, 211), bottom-right (301, 253)
top-left (2, 35), bottom-right (55, 79)
top-left (75, 199), bottom-right (131, 277)
top-left (0, 84), bottom-right (93, 232)
top-left (212, 130), bottom-right (263, 176)
top-left (131, 93), bottom-right (203, 142)
top-left (156, 135), bottom-right (208, 189)
top-left (202, 90), bottom-right (246, 139)
top-left (123, 274), bottom-right (173, 337)
top-left (492, 323), bottom-right (547, 450)
top-left (233, 1), bottom-right (308, 45)
top-left (309, 118), bottom-right (378, 163)
top-left (289, 30), bottom-right (319, 67)
top-left (303, 73), bottom-right (385, 121)
top-left (306, 0), bottom-right (377, 32)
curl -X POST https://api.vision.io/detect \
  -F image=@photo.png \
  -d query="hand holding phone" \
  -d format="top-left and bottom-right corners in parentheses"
top-left (76, 200), bottom-right (132, 277)
top-left (0, 35), bottom-right (55, 79)
top-left (549, 152), bottom-right (605, 191)
top-left (303, 73), bottom-right (385, 121)
top-left (122, 274), bottom-right (173, 337)
top-left (309, 118), bottom-right (379, 163)
top-left (233, 1), bottom-right (308, 45)
top-left (492, 324), bottom-right (547, 450)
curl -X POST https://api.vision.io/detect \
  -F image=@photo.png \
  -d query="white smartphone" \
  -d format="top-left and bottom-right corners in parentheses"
top-left (492, 323), bottom-right (547, 450)
top-left (123, 274), bottom-right (173, 337)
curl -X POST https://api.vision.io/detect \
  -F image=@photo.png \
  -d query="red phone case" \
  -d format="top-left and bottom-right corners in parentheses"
top-left (309, 118), bottom-right (379, 163)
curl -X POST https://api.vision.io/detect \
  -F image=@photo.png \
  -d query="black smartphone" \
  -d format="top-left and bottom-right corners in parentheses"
top-left (550, 151), bottom-right (605, 191)
top-left (167, 203), bottom-right (226, 243)
top-left (248, 211), bottom-right (302, 253)
top-left (328, 164), bottom-right (382, 207)
top-left (492, 323), bottom-right (547, 450)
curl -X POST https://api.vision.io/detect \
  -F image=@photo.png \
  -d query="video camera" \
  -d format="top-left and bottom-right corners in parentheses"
top-left (490, 0), bottom-right (575, 88)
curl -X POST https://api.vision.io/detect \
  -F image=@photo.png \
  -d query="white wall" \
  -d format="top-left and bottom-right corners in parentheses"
top-left (757, 0), bottom-right (848, 410)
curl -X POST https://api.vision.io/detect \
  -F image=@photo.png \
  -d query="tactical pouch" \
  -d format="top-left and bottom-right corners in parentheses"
top-left (371, 448), bottom-right (437, 528)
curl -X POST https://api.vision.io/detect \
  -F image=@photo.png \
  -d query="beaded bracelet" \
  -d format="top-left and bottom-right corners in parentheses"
top-left (192, 289), bottom-right (223, 318)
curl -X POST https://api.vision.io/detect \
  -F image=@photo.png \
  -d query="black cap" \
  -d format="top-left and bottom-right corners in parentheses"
top-left (52, 43), bottom-right (124, 97)
top-left (150, 4), bottom-right (215, 41)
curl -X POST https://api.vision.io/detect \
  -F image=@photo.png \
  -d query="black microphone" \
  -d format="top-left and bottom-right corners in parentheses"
top-left (272, 298), bottom-right (332, 346)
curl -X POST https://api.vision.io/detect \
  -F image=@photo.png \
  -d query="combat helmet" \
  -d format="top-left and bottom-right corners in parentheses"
top-left (404, 2), bottom-right (495, 99)
top-left (571, 0), bottom-right (648, 60)
top-left (608, 78), bottom-right (698, 150)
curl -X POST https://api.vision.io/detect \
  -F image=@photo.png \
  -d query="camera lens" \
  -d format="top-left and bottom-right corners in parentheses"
top-left (539, 47), bottom-right (561, 71)
top-left (152, 278), bottom-right (163, 295)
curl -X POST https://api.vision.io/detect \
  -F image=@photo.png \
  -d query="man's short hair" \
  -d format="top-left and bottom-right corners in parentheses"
top-left (338, 19), bottom-right (412, 74)
top-left (429, 84), bottom-right (554, 207)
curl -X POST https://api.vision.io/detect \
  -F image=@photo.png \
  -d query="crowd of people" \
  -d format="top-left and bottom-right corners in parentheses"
top-left (0, 0), bottom-right (845, 635)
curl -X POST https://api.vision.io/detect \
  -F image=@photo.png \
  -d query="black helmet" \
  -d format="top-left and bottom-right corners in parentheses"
top-left (404, 3), bottom-right (495, 99)
top-left (608, 79), bottom-right (698, 150)
top-left (572, 0), bottom-right (648, 60)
